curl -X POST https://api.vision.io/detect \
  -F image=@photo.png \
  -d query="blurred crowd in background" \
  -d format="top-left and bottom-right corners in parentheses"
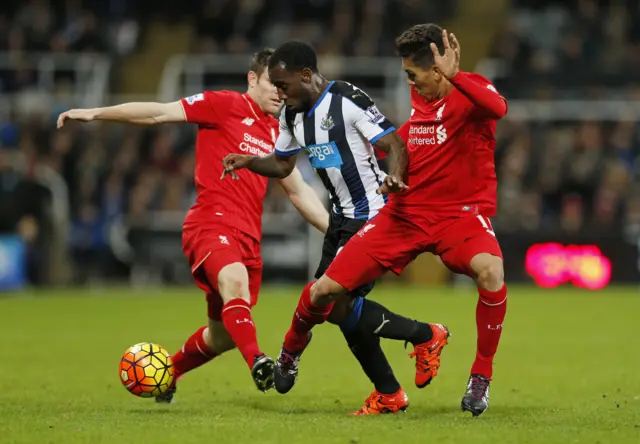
top-left (0, 0), bottom-right (639, 285)
top-left (490, 0), bottom-right (640, 235)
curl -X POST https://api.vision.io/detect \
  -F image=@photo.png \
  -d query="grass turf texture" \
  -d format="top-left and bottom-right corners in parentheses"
top-left (1, 285), bottom-right (639, 444)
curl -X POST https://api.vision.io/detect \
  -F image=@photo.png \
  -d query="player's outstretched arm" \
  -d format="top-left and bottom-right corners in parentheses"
top-left (56, 101), bottom-right (186, 128)
top-left (373, 131), bottom-right (409, 195)
top-left (431, 30), bottom-right (507, 119)
top-left (278, 168), bottom-right (329, 234)
top-left (222, 152), bottom-right (297, 180)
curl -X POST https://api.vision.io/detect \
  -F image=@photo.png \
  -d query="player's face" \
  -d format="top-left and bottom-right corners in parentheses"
top-left (250, 69), bottom-right (282, 116)
top-left (269, 66), bottom-right (313, 113)
top-left (402, 57), bottom-right (439, 101)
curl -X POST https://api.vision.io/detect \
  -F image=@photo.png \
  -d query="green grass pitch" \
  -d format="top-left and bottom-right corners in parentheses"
top-left (1, 285), bottom-right (639, 443)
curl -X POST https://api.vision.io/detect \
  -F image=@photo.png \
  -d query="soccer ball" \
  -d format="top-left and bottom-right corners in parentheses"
top-left (119, 342), bottom-right (175, 398)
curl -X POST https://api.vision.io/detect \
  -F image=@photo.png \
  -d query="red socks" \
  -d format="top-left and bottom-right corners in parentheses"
top-left (221, 298), bottom-right (262, 368)
top-left (472, 284), bottom-right (507, 379)
top-left (172, 326), bottom-right (217, 378)
top-left (171, 299), bottom-right (261, 377)
top-left (283, 281), bottom-right (335, 352)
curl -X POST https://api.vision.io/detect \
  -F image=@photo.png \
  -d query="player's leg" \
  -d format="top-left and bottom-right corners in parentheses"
top-left (313, 219), bottom-right (408, 412)
top-left (276, 213), bottom-right (404, 404)
top-left (209, 260), bottom-right (274, 391)
top-left (274, 253), bottom-right (385, 394)
top-left (333, 295), bottom-right (404, 396)
top-left (281, 212), bottom-right (413, 353)
top-left (243, 260), bottom-right (274, 391)
top-left (329, 293), bottom-right (408, 415)
top-left (326, 216), bottom-right (450, 392)
top-left (276, 212), bottom-right (450, 400)
top-left (157, 317), bottom-right (236, 404)
top-left (180, 228), bottom-right (272, 392)
top-left (438, 214), bottom-right (506, 416)
top-left (463, 251), bottom-right (505, 416)
top-left (172, 312), bottom-right (236, 378)
top-left (338, 291), bottom-right (450, 391)
top-left (156, 258), bottom-right (238, 404)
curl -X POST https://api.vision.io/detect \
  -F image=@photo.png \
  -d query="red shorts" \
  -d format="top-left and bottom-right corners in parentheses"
top-left (182, 225), bottom-right (262, 320)
top-left (325, 210), bottom-right (503, 291)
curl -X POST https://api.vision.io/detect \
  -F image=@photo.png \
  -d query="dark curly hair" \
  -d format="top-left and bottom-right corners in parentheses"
top-left (249, 47), bottom-right (275, 76)
top-left (267, 40), bottom-right (318, 73)
top-left (395, 23), bottom-right (446, 67)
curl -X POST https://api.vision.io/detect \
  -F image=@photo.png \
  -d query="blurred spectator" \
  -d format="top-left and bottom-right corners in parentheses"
top-left (0, 149), bottom-right (52, 284)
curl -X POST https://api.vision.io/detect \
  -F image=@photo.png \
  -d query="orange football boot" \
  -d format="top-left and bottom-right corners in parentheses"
top-left (409, 323), bottom-right (450, 388)
top-left (351, 388), bottom-right (409, 415)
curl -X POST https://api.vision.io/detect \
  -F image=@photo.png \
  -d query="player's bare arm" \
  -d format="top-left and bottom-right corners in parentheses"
top-left (372, 132), bottom-right (409, 195)
top-left (56, 101), bottom-right (186, 128)
top-left (432, 29), bottom-right (507, 119)
top-left (221, 152), bottom-right (297, 180)
top-left (278, 168), bottom-right (329, 234)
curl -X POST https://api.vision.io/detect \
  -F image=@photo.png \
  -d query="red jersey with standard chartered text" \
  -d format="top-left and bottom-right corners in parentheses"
top-left (180, 90), bottom-right (278, 242)
top-left (390, 72), bottom-right (506, 219)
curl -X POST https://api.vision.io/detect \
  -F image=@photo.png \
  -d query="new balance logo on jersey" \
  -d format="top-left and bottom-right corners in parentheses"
top-left (358, 223), bottom-right (375, 237)
top-left (435, 103), bottom-right (446, 121)
top-left (241, 118), bottom-right (254, 126)
top-left (219, 235), bottom-right (229, 245)
top-left (486, 84), bottom-right (498, 93)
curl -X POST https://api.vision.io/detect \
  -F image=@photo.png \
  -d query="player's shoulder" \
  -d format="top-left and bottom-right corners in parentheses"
top-left (209, 89), bottom-right (244, 103)
top-left (329, 80), bottom-right (375, 110)
top-left (184, 89), bottom-right (241, 105)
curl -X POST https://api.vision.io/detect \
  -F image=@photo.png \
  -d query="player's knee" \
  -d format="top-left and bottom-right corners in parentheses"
top-left (217, 263), bottom-right (250, 304)
top-left (471, 253), bottom-right (504, 292)
top-left (310, 276), bottom-right (347, 305)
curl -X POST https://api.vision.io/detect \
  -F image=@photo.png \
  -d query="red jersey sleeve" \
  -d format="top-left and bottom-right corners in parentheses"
top-left (449, 72), bottom-right (507, 120)
top-left (180, 90), bottom-right (236, 126)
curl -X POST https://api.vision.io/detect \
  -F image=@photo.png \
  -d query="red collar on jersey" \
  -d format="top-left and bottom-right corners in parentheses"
top-left (243, 93), bottom-right (268, 120)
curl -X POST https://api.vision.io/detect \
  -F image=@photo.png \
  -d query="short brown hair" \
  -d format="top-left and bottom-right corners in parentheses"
top-left (395, 23), bottom-right (445, 67)
top-left (250, 47), bottom-right (275, 76)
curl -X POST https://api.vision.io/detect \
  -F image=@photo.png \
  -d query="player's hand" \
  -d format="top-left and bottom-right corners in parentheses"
top-left (430, 29), bottom-right (460, 80)
top-left (221, 154), bottom-right (252, 180)
top-left (56, 109), bottom-right (97, 129)
top-left (376, 175), bottom-right (408, 195)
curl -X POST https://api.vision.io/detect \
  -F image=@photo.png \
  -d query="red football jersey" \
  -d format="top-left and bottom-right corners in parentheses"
top-left (180, 90), bottom-right (279, 242)
top-left (389, 72), bottom-right (507, 218)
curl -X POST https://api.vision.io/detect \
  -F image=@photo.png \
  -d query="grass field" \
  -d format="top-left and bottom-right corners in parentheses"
top-left (1, 284), bottom-right (639, 444)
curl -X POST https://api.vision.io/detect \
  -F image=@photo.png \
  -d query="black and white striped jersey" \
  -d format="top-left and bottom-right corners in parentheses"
top-left (274, 80), bottom-right (395, 220)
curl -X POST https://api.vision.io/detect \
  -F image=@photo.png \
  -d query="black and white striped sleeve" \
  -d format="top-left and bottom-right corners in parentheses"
top-left (343, 91), bottom-right (396, 144)
top-left (274, 109), bottom-right (301, 156)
